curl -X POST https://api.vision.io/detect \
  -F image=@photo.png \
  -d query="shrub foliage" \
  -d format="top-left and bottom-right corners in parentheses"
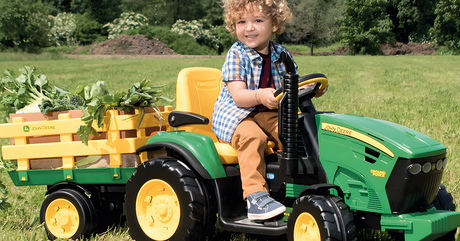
top-left (103, 12), bottom-right (148, 40)
top-left (49, 12), bottom-right (77, 47)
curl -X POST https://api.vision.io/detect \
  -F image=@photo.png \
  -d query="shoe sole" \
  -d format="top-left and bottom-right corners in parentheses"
top-left (247, 206), bottom-right (286, 220)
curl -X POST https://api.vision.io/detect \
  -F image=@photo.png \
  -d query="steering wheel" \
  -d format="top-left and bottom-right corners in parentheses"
top-left (274, 73), bottom-right (328, 100)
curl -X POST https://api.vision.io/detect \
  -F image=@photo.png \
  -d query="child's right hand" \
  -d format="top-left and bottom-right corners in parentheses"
top-left (256, 88), bottom-right (278, 109)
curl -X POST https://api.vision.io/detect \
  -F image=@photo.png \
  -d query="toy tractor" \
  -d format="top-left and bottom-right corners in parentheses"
top-left (124, 52), bottom-right (460, 241)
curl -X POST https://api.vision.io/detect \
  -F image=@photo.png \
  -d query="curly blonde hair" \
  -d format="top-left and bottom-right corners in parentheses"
top-left (222, 0), bottom-right (292, 37)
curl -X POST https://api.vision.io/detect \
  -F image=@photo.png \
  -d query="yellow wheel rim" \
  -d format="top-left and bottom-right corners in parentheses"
top-left (45, 198), bottom-right (80, 239)
top-left (136, 179), bottom-right (180, 240)
top-left (293, 212), bottom-right (321, 241)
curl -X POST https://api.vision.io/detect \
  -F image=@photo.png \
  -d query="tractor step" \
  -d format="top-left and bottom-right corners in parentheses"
top-left (235, 217), bottom-right (287, 227)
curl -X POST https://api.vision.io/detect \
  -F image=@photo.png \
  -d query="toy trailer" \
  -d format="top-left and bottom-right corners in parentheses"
top-left (0, 106), bottom-right (173, 240)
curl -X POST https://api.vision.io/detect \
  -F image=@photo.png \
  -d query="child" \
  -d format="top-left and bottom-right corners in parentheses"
top-left (212, 0), bottom-right (326, 220)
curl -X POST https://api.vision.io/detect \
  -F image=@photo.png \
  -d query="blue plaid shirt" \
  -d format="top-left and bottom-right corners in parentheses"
top-left (212, 41), bottom-right (297, 143)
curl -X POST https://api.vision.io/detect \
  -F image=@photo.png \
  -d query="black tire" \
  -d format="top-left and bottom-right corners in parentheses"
top-left (202, 180), bottom-right (218, 240)
top-left (40, 188), bottom-right (97, 240)
top-left (433, 185), bottom-right (457, 241)
top-left (287, 195), bottom-right (357, 241)
top-left (124, 157), bottom-right (210, 241)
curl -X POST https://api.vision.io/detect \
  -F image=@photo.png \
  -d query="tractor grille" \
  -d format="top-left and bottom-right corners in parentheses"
top-left (386, 154), bottom-right (445, 214)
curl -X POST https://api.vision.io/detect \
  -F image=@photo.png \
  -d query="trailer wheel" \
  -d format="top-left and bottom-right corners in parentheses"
top-left (125, 157), bottom-right (209, 241)
top-left (40, 189), bottom-right (96, 240)
top-left (288, 195), bottom-right (356, 241)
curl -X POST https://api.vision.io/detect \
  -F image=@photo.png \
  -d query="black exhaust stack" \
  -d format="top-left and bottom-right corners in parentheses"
top-left (278, 52), bottom-right (299, 177)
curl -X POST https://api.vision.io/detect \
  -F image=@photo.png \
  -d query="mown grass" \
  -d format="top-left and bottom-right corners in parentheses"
top-left (283, 42), bottom-right (343, 54)
top-left (0, 53), bottom-right (459, 240)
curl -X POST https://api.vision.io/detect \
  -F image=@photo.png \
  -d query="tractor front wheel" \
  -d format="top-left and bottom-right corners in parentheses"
top-left (125, 157), bottom-right (209, 241)
top-left (288, 195), bottom-right (356, 241)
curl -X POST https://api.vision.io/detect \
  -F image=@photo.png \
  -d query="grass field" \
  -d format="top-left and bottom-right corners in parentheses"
top-left (283, 42), bottom-right (343, 54)
top-left (0, 53), bottom-right (459, 240)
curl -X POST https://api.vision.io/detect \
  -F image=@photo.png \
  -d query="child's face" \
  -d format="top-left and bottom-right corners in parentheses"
top-left (236, 3), bottom-right (278, 55)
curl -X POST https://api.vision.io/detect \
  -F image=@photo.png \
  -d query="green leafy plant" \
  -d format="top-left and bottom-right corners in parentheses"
top-left (0, 158), bottom-right (13, 211)
top-left (74, 78), bottom-right (172, 145)
top-left (0, 179), bottom-right (10, 211)
top-left (103, 12), bottom-right (148, 39)
top-left (0, 66), bottom-right (171, 145)
top-left (0, 66), bottom-right (70, 119)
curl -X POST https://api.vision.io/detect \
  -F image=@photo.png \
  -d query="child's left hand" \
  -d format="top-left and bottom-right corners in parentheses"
top-left (315, 84), bottom-right (328, 97)
top-left (304, 83), bottom-right (329, 98)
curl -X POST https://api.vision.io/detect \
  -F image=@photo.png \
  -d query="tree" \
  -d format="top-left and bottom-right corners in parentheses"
top-left (0, 0), bottom-right (51, 53)
top-left (121, 0), bottom-right (208, 26)
top-left (387, 0), bottom-right (438, 43)
top-left (431, 0), bottom-right (460, 54)
top-left (286, 0), bottom-right (344, 55)
top-left (74, 13), bottom-right (102, 45)
top-left (202, 0), bottom-right (224, 26)
top-left (340, 0), bottom-right (395, 55)
top-left (121, 0), bottom-right (173, 25)
top-left (43, 0), bottom-right (123, 25)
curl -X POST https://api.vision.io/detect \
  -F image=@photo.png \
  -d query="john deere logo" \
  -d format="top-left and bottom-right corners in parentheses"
top-left (23, 125), bottom-right (30, 132)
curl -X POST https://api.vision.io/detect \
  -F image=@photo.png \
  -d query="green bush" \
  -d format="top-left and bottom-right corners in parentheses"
top-left (171, 19), bottom-right (235, 55)
top-left (340, 0), bottom-right (394, 55)
top-left (171, 19), bottom-right (219, 49)
top-left (431, 0), bottom-right (460, 55)
top-left (0, 0), bottom-right (51, 53)
top-left (48, 12), bottom-right (77, 47)
top-left (74, 13), bottom-right (102, 45)
top-left (125, 25), bottom-right (218, 55)
top-left (103, 12), bottom-right (148, 40)
top-left (211, 25), bottom-right (236, 54)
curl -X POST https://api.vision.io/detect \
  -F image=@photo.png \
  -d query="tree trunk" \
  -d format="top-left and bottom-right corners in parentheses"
top-left (310, 43), bottom-right (314, 56)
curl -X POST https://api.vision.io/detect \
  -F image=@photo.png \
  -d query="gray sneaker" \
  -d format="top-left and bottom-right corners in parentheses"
top-left (246, 191), bottom-right (286, 220)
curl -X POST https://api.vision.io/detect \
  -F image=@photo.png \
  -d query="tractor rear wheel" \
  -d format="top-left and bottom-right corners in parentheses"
top-left (40, 188), bottom-right (97, 240)
top-left (287, 194), bottom-right (356, 241)
top-left (125, 157), bottom-right (210, 241)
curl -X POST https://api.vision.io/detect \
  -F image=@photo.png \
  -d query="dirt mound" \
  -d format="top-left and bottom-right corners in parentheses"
top-left (380, 42), bottom-right (435, 55)
top-left (290, 42), bottom-right (435, 56)
top-left (89, 35), bottom-right (177, 56)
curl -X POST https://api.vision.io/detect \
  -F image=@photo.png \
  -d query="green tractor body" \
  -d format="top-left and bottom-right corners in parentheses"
top-left (139, 109), bottom-right (459, 240)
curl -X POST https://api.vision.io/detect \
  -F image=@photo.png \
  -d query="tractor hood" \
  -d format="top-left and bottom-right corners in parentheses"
top-left (317, 113), bottom-right (446, 158)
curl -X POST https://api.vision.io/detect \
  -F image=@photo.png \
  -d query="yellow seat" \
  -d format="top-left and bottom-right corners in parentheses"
top-left (175, 67), bottom-right (238, 164)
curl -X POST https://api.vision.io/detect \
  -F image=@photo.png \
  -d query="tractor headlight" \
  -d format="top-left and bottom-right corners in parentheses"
top-left (436, 159), bottom-right (443, 170)
top-left (443, 157), bottom-right (448, 169)
top-left (407, 163), bottom-right (422, 175)
top-left (422, 162), bottom-right (432, 173)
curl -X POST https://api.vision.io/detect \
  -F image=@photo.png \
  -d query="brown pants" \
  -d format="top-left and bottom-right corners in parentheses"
top-left (224, 111), bottom-right (282, 199)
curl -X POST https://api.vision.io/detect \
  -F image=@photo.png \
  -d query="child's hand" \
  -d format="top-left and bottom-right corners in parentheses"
top-left (256, 88), bottom-right (278, 109)
top-left (315, 84), bottom-right (328, 97)
top-left (303, 83), bottom-right (329, 98)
